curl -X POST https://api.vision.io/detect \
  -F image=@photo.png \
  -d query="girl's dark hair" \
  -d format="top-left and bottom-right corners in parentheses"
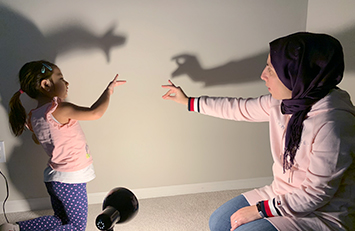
top-left (8, 60), bottom-right (56, 136)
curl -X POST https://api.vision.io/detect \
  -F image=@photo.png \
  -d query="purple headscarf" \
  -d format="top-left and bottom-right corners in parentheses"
top-left (269, 32), bottom-right (344, 172)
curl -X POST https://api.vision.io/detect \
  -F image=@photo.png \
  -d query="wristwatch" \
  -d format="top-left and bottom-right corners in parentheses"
top-left (256, 201), bottom-right (265, 218)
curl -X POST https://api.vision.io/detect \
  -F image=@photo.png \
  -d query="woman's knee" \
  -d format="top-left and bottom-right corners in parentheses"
top-left (209, 195), bottom-right (250, 231)
top-left (209, 209), bottom-right (226, 231)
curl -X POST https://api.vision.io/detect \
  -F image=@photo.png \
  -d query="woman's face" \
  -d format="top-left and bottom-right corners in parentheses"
top-left (261, 54), bottom-right (292, 100)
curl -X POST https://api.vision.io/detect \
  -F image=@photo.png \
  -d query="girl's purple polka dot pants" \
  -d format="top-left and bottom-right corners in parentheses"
top-left (18, 181), bottom-right (88, 231)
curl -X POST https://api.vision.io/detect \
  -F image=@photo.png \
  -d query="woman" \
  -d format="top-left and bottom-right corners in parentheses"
top-left (162, 32), bottom-right (355, 231)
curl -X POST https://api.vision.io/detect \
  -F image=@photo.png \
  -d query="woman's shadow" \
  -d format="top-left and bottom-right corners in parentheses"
top-left (170, 27), bottom-right (355, 87)
top-left (0, 4), bottom-right (127, 213)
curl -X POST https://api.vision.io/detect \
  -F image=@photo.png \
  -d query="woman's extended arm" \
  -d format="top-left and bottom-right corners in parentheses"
top-left (162, 80), bottom-right (272, 122)
top-left (161, 80), bottom-right (189, 105)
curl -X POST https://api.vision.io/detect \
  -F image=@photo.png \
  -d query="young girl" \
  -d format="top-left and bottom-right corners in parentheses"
top-left (1, 61), bottom-right (126, 231)
top-left (162, 32), bottom-right (355, 231)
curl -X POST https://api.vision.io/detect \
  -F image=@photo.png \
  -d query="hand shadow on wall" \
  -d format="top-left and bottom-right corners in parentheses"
top-left (171, 27), bottom-right (355, 87)
top-left (0, 4), bottom-right (126, 213)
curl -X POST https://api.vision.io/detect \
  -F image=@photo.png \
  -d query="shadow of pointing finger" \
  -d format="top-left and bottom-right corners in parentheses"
top-left (171, 27), bottom-right (355, 87)
top-left (171, 53), bottom-right (267, 87)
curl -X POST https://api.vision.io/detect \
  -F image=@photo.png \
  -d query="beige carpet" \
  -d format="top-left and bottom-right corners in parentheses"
top-left (1, 189), bottom-right (250, 231)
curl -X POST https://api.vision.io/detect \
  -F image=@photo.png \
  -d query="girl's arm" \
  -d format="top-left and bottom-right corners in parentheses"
top-left (52, 74), bottom-right (126, 123)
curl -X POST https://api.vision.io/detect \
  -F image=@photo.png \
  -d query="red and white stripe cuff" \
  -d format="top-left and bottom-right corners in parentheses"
top-left (188, 97), bottom-right (200, 112)
top-left (259, 199), bottom-right (281, 217)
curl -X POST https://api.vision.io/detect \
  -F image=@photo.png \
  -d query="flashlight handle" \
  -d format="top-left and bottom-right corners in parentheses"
top-left (96, 206), bottom-right (120, 230)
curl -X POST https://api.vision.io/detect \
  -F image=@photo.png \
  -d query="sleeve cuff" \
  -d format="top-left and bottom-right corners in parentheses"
top-left (188, 97), bottom-right (200, 112)
top-left (259, 199), bottom-right (282, 217)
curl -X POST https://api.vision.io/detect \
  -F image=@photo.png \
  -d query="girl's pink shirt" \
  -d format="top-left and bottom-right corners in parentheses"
top-left (28, 97), bottom-right (93, 172)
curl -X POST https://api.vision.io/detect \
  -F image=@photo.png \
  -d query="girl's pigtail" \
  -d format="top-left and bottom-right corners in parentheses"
top-left (8, 91), bottom-right (27, 136)
top-left (9, 60), bottom-right (56, 136)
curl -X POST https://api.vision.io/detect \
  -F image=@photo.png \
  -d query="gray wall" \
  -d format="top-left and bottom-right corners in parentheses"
top-left (307, 0), bottom-right (355, 96)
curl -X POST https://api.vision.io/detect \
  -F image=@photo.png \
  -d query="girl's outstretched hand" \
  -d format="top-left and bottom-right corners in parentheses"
top-left (161, 80), bottom-right (189, 105)
top-left (107, 74), bottom-right (126, 95)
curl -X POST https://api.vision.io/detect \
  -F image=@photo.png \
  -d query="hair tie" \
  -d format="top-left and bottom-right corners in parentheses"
top-left (41, 63), bottom-right (53, 74)
top-left (19, 89), bottom-right (24, 94)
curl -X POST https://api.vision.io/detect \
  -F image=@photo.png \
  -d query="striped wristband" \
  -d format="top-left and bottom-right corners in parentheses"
top-left (188, 97), bottom-right (200, 112)
top-left (257, 199), bottom-right (281, 218)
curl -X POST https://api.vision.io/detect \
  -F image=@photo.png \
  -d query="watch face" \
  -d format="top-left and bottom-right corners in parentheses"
top-left (259, 211), bottom-right (265, 218)
top-left (256, 202), bottom-right (265, 218)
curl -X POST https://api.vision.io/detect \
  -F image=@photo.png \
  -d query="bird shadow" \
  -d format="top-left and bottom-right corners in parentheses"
top-left (0, 4), bottom-right (127, 214)
top-left (171, 26), bottom-right (355, 87)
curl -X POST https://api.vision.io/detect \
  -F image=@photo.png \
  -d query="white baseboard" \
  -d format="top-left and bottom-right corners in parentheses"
top-left (2, 177), bottom-right (272, 214)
